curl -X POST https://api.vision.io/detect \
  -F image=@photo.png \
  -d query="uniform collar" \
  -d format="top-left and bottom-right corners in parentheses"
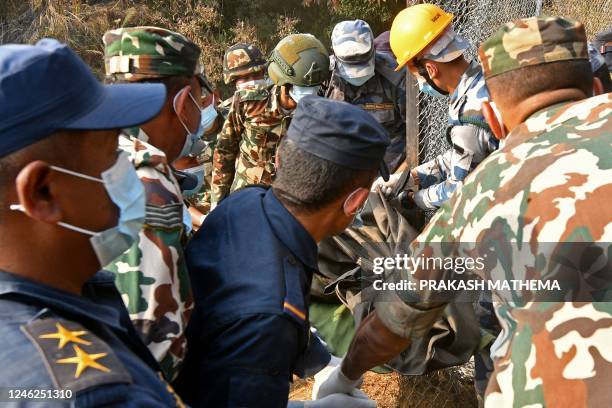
top-left (450, 59), bottom-right (482, 105)
top-left (263, 189), bottom-right (319, 271)
top-left (0, 270), bottom-right (125, 332)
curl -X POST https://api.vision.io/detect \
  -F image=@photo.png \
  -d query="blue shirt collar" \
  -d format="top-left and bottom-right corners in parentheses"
top-left (263, 189), bottom-right (319, 271)
top-left (0, 270), bottom-right (125, 332)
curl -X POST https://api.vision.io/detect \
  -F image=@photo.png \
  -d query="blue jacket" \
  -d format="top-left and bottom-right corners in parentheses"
top-left (176, 186), bottom-right (329, 407)
top-left (0, 270), bottom-right (181, 407)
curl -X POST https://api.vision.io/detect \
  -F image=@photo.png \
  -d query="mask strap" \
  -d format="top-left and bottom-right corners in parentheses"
top-left (414, 60), bottom-right (449, 96)
top-left (49, 165), bottom-right (103, 183)
top-left (173, 87), bottom-right (202, 136)
top-left (9, 204), bottom-right (97, 236)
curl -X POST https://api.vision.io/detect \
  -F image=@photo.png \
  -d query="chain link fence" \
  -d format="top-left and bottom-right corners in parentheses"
top-left (408, 0), bottom-right (610, 165)
top-left (407, 0), bottom-right (539, 165)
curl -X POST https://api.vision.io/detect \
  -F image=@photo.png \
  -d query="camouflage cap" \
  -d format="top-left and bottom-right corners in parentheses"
top-left (332, 20), bottom-right (375, 79)
top-left (479, 16), bottom-right (588, 79)
top-left (222, 43), bottom-right (267, 84)
top-left (103, 26), bottom-right (201, 82)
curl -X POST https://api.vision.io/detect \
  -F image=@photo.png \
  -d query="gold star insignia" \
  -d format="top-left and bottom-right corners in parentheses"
top-left (39, 323), bottom-right (92, 349)
top-left (57, 345), bottom-right (110, 379)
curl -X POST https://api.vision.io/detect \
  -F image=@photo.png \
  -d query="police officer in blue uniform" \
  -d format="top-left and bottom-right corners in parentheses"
top-left (177, 96), bottom-right (389, 407)
top-left (0, 39), bottom-right (184, 406)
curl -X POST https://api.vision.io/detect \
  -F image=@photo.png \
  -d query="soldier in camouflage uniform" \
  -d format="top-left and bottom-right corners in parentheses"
top-left (211, 34), bottom-right (330, 205)
top-left (388, 5), bottom-right (499, 210)
top-left (219, 43), bottom-right (269, 118)
top-left (314, 16), bottom-right (612, 407)
top-left (326, 20), bottom-right (407, 172)
top-left (103, 26), bottom-right (213, 380)
top-left (177, 43), bottom-right (269, 221)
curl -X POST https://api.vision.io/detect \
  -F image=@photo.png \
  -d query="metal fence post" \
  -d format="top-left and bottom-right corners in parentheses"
top-left (405, 72), bottom-right (420, 167)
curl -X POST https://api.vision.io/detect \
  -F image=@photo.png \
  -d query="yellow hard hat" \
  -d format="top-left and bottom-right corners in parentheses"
top-left (390, 4), bottom-right (453, 70)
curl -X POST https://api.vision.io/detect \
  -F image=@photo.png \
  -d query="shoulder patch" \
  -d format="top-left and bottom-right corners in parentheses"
top-left (21, 318), bottom-right (132, 393)
top-left (145, 202), bottom-right (185, 230)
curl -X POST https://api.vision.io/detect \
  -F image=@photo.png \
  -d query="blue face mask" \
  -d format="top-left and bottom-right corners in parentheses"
top-left (10, 151), bottom-right (145, 267)
top-left (343, 72), bottom-right (374, 87)
top-left (200, 103), bottom-right (218, 132)
top-left (174, 90), bottom-right (217, 158)
top-left (181, 164), bottom-right (205, 197)
top-left (417, 76), bottom-right (447, 98)
top-left (289, 85), bottom-right (320, 102)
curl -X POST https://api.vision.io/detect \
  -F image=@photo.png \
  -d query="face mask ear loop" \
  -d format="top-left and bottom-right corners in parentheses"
top-left (173, 87), bottom-right (195, 137)
top-left (49, 165), bottom-right (103, 183)
top-left (9, 204), bottom-right (98, 236)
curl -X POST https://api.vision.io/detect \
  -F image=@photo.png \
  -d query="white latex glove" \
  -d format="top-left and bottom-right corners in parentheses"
top-left (370, 173), bottom-right (401, 195)
top-left (304, 393), bottom-right (376, 408)
top-left (312, 364), bottom-right (364, 400)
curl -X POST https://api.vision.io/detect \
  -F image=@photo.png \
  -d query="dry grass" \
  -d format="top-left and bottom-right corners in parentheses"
top-left (0, 0), bottom-right (405, 95)
top-left (290, 371), bottom-right (401, 408)
top-left (289, 364), bottom-right (477, 408)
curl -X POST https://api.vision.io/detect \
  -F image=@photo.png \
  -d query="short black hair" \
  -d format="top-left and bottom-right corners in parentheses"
top-left (486, 59), bottom-right (593, 104)
top-left (272, 139), bottom-right (377, 214)
top-left (594, 65), bottom-right (612, 93)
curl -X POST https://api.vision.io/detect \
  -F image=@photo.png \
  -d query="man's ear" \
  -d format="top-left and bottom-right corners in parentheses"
top-left (593, 76), bottom-right (604, 96)
top-left (343, 187), bottom-right (369, 216)
top-left (14, 161), bottom-right (62, 224)
top-left (424, 60), bottom-right (439, 80)
top-left (482, 101), bottom-right (506, 140)
top-left (174, 85), bottom-right (197, 132)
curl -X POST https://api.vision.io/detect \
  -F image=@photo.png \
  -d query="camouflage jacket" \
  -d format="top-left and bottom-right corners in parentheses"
top-left (412, 60), bottom-right (498, 210)
top-left (211, 82), bottom-right (293, 204)
top-left (375, 93), bottom-right (612, 406)
top-left (326, 53), bottom-right (407, 172)
top-left (104, 131), bottom-right (193, 381)
top-left (184, 122), bottom-right (222, 215)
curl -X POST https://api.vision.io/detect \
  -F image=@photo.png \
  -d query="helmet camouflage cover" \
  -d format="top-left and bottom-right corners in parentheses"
top-left (268, 34), bottom-right (330, 87)
top-left (103, 26), bottom-right (202, 82)
top-left (223, 43), bottom-right (267, 84)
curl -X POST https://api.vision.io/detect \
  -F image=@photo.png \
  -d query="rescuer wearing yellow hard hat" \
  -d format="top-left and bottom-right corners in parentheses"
top-left (386, 4), bottom-right (499, 212)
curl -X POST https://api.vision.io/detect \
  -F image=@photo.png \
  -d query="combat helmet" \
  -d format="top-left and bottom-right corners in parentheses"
top-left (268, 34), bottom-right (330, 86)
top-left (223, 43), bottom-right (267, 84)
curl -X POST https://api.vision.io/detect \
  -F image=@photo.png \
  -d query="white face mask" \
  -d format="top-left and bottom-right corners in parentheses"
top-left (10, 151), bottom-right (145, 267)
top-left (289, 85), bottom-right (321, 102)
